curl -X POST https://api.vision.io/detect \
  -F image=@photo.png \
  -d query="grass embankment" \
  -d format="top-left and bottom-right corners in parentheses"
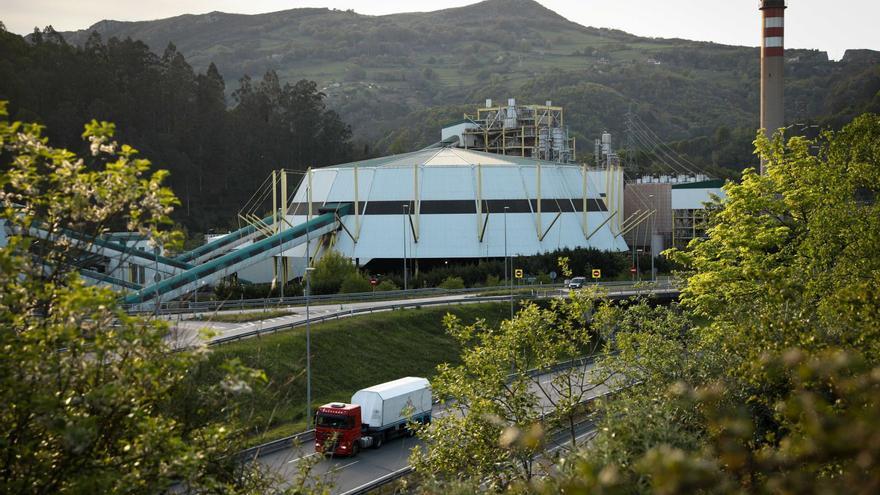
top-left (193, 309), bottom-right (293, 324)
top-left (188, 302), bottom-right (509, 445)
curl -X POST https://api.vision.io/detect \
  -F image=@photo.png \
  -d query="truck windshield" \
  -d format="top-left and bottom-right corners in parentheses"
top-left (316, 413), bottom-right (354, 429)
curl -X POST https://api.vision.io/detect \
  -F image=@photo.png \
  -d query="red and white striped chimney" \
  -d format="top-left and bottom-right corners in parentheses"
top-left (760, 0), bottom-right (786, 173)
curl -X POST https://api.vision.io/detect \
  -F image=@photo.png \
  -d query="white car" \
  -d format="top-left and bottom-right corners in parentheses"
top-left (568, 276), bottom-right (586, 289)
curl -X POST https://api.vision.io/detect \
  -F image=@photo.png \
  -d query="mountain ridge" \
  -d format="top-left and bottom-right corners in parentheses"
top-left (49, 0), bottom-right (879, 166)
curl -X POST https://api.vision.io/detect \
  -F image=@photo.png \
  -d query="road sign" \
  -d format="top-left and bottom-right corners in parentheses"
top-left (630, 267), bottom-right (637, 274)
top-left (370, 278), bottom-right (378, 286)
top-left (549, 271), bottom-right (557, 280)
top-left (514, 269), bottom-right (524, 279)
top-left (591, 269), bottom-right (601, 279)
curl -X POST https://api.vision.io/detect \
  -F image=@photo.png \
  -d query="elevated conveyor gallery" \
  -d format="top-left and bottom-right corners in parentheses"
top-left (18, 223), bottom-right (193, 277)
top-left (173, 214), bottom-right (275, 265)
top-left (122, 204), bottom-right (351, 309)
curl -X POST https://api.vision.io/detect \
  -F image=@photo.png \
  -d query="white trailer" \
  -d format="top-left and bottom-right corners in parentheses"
top-left (351, 377), bottom-right (432, 448)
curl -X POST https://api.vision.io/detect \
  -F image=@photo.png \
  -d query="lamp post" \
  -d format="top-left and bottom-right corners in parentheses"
top-left (648, 194), bottom-right (655, 283)
top-left (305, 264), bottom-right (314, 424)
top-left (504, 206), bottom-right (512, 320)
top-left (305, 223), bottom-right (312, 424)
top-left (650, 209), bottom-right (656, 282)
top-left (402, 204), bottom-right (409, 291)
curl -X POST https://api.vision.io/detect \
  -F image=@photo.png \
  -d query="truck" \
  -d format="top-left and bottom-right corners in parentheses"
top-left (314, 377), bottom-right (432, 456)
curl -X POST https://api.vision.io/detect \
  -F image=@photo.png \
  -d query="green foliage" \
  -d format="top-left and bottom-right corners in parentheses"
top-left (413, 113), bottom-right (880, 494)
top-left (10, 6), bottom-right (879, 179)
top-left (339, 271), bottom-right (372, 293)
top-left (411, 284), bottom-right (608, 488)
top-left (0, 30), bottom-right (354, 232)
top-left (558, 113), bottom-right (880, 493)
top-left (375, 279), bottom-right (399, 291)
top-left (0, 105), bottom-right (274, 492)
top-left (176, 303), bottom-right (508, 442)
top-left (437, 276), bottom-right (465, 290)
top-left (309, 250), bottom-right (358, 295)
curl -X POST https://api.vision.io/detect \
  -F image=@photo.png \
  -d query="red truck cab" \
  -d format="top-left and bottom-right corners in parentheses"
top-left (314, 402), bottom-right (362, 456)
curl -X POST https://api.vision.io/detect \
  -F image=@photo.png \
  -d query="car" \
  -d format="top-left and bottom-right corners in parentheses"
top-left (568, 276), bottom-right (587, 289)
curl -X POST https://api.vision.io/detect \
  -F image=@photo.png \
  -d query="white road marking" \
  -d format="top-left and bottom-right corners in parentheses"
top-left (286, 452), bottom-right (318, 464)
top-left (328, 460), bottom-right (360, 473)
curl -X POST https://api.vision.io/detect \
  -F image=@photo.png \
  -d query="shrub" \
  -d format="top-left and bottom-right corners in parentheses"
top-left (310, 251), bottom-right (358, 295)
top-left (375, 280), bottom-right (399, 291)
top-left (439, 276), bottom-right (466, 290)
top-left (340, 272), bottom-right (372, 294)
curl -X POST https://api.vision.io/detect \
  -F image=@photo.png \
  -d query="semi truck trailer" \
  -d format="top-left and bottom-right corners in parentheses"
top-left (314, 377), bottom-right (432, 456)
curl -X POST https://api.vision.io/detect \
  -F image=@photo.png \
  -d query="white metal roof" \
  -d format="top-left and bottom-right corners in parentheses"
top-left (329, 147), bottom-right (582, 169)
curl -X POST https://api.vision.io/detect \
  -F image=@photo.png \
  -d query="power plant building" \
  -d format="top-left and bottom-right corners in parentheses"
top-left (441, 99), bottom-right (575, 163)
top-left (279, 147), bottom-right (627, 273)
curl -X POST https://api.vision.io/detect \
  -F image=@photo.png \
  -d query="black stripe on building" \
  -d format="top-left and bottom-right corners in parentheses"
top-left (289, 199), bottom-right (607, 215)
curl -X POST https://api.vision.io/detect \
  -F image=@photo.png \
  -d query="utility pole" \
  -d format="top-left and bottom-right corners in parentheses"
top-left (504, 206), bottom-right (512, 320)
top-left (305, 223), bottom-right (312, 425)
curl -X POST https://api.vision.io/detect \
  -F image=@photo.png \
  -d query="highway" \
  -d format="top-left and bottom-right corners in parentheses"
top-left (257, 361), bottom-right (615, 494)
top-left (164, 282), bottom-right (678, 348)
top-left (164, 292), bottom-right (506, 347)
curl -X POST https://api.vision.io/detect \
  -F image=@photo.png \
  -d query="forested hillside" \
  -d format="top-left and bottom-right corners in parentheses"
top-left (55, 0), bottom-right (880, 171)
top-left (0, 26), bottom-right (354, 232)
top-left (3, 0), bottom-right (879, 230)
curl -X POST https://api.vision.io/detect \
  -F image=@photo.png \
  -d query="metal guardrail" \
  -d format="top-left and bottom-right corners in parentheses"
top-left (237, 429), bottom-right (316, 461)
top-left (207, 294), bottom-right (519, 346)
top-left (340, 391), bottom-right (611, 495)
top-left (125, 285), bottom-right (554, 315)
top-left (205, 281), bottom-right (677, 347)
top-left (126, 279), bottom-right (677, 316)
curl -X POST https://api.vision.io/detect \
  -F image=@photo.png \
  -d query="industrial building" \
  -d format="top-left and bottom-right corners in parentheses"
top-left (7, 2), bottom-right (790, 306)
top-left (441, 99), bottom-right (575, 163)
top-left (277, 147), bottom-right (627, 274)
top-left (623, 177), bottom-right (726, 255)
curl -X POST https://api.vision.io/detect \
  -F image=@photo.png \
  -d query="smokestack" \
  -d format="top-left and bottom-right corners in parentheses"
top-left (760, 0), bottom-right (786, 174)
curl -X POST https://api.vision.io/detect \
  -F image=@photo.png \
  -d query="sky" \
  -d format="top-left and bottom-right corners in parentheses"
top-left (2, 0), bottom-right (877, 60)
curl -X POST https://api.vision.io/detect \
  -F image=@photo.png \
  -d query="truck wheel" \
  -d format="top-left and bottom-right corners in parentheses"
top-left (351, 441), bottom-right (359, 456)
top-left (372, 434), bottom-right (383, 449)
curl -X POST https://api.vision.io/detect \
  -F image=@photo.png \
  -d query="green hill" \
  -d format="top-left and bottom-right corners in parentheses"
top-left (43, 0), bottom-right (880, 168)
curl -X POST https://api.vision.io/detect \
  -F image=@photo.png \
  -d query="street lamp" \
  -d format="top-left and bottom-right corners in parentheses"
top-left (305, 222), bottom-right (313, 425)
top-left (504, 206), bottom-right (512, 320)
top-left (648, 194), bottom-right (655, 283)
top-left (402, 204), bottom-right (409, 291)
top-left (305, 264), bottom-right (315, 426)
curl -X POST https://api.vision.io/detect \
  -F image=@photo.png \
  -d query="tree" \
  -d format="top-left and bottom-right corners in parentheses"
top-left (411, 260), bottom-right (611, 489)
top-left (0, 103), bottom-right (279, 493)
top-left (410, 114), bottom-right (880, 494)
top-left (339, 272), bottom-right (371, 293)
top-left (543, 114), bottom-right (880, 493)
top-left (309, 250), bottom-right (358, 295)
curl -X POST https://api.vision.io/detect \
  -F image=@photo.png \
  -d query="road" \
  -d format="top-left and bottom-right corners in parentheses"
top-left (164, 284), bottom-right (677, 348)
top-left (258, 361), bottom-right (615, 494)
top-left (164, 292), bottom-right (504, 347)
